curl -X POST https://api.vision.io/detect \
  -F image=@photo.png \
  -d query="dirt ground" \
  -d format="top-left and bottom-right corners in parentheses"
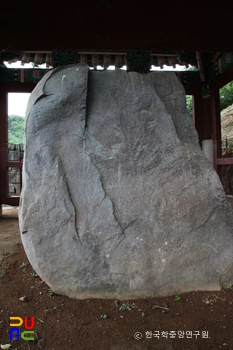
top-left (0, 207), bottom-right (233, 350)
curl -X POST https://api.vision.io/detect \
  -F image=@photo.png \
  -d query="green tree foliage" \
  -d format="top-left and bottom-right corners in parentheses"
top-left (220, 81), bottom-right (233, 111)
top-left (8, 115), bottom-right (24, 144)
top-left (186, 95), bottom-right (193, 117)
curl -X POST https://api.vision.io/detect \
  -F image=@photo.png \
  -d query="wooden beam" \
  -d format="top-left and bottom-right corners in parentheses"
top-left (211, 65), bottom-right (233, 89)
top-left (0, 82), bottom-right (36, 93)
top-left (7, 161), bottom-right (22, 168)
top-left (0, 197), bottom-right (20, 206)
top-left (217, 158), bottom-right (233, 165)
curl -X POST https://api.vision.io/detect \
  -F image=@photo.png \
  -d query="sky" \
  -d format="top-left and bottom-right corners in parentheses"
top-left (8, 93), bottom-right (30, 117)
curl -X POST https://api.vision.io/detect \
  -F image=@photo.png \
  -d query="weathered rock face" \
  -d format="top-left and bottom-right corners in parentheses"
top-left (19, 64), bottom-right (233, 299)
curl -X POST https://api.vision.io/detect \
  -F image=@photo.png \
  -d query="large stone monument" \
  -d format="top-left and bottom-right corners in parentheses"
top-left (19, 64), bottom-right (233, 299)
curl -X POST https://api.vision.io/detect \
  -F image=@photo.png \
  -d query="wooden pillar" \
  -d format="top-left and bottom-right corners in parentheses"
top-left (193, 89), bottom-right (204, 146)
top-left (211, 87), bottom-right (222, 179)
top-left (202, 99), bottom-right (212, 140)
top-left (0, 82), bottom-right (35, 210)
top-left (192, 88), bottom-right (212, 147)
top-left (0, 88), bottom-right (8, 214)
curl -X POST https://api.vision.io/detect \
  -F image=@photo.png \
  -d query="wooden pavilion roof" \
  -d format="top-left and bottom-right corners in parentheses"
top-left (0, 1), bottom-right (232, 53)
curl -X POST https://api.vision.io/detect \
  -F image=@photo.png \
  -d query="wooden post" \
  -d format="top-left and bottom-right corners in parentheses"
top-left (0, 82), bottom-right (35, 210)
top-left (211, 87), bottom-right (222, 180)
top-left (192, 87), bottom-right (213, 148)
top-left (193, 88), bottom-right (203, 146)
top-left (0, 88), bottom-right (8, 214)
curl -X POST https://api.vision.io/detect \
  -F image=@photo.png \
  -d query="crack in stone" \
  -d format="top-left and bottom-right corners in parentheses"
top-left (34, 93), bottom-right (54, 105)
top-left (109, 193), bottom-right (123, 232)
top-left (187, 206), bottom-right (219, 234)
top-left (82, 148), bottom-right (128, 253)
top-left (111, 218), bottom-right (139, 253)
top-left (70, 68), bottom-right (89, 140)
top-left (93, 192), bottom-right (106, 209)
top-left (72, 132), bottom-right (85, 139)
top-left (110, 235), bottom-right (125, 253)
top-left (81, 69), bottom-right (91, 139)
top-left (64, 179), bottom-right (83, 246)
top-left (82, 139), bottom-right (141, 254)
top-left (123, 218), bottom-right (138, 232)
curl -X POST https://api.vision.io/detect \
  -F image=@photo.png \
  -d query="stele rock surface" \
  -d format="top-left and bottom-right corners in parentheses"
top-left (19, 64), bottom-right (233, 299)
